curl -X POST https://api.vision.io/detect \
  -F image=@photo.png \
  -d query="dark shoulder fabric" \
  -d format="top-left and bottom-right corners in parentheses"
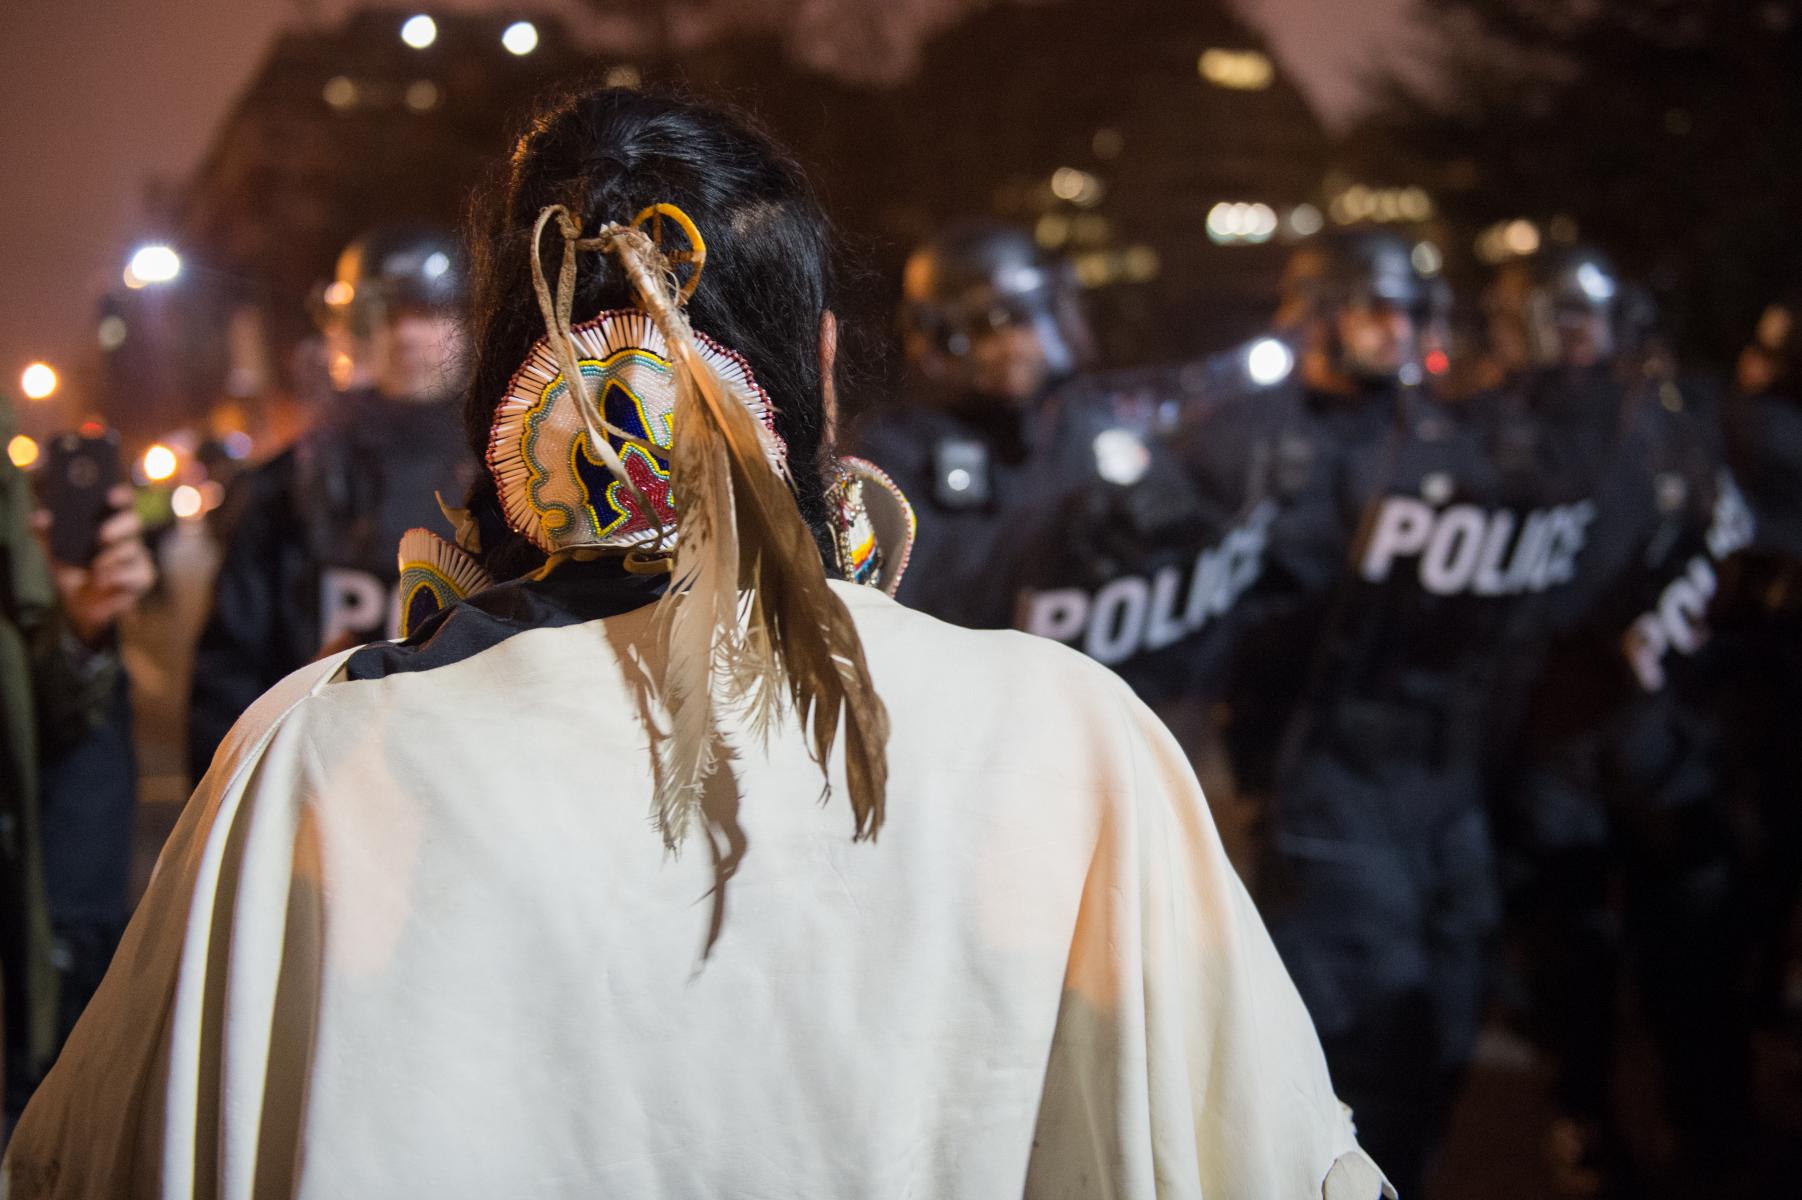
top-left (343, 559), bottom-right (666, 681)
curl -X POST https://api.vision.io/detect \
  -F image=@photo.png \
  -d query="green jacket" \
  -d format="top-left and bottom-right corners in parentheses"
top-left (1, 399), bottom-right (116, 1099)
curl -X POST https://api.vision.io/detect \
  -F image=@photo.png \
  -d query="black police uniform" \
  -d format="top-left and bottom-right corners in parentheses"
top-left (1237, 374), bottom-right (1603, 1194)
top-left (1005, 362), bottom-right (1280, 708)
top-left (849, 395), bottom-right (1092, 632)
top-left (1719, 381), bottom-right (1802, 1026)
top-left (187, 393), bottom-right (471, 782)
top-left (1508, 362), bottom-right (1759, 1172)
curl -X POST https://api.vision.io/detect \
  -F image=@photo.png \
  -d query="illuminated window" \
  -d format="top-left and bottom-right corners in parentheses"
top-left (1207, 202), bottom-right (1278, 245)
top-left (1199, 49), bottom-right (1274, 91)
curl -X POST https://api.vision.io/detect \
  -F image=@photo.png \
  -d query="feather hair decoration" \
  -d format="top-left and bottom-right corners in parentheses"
top-left (526, 204), bottom-right (890, 848)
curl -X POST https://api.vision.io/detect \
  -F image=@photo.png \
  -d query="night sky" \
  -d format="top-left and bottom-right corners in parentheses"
top-left (0, 0), bottom-right (1412, 414)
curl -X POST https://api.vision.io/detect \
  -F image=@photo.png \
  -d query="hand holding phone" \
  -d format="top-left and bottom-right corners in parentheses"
top-left (39, 430), bottom-right (123, 566)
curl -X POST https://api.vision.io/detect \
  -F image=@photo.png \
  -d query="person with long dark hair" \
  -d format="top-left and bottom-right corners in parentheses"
top-left (5, 89), bottom-right (1384, 1198)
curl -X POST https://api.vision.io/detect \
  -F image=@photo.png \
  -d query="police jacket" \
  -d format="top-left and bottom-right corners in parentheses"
top-left (1007, 364), bottom-right (1275, 705)
top-left (849, 393), bottom-right (1090, 632)
top-left (187, 392), bottom-right (471, 782)
top-left (1222, 376), bottom-right (1599, 790)
top-left (1506, 366), bottom-right (1752, 837)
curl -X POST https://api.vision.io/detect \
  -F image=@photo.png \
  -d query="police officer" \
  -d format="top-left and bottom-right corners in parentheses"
top-left (856, 223), bottom-right (1287, 731)
top-left (1498, 248), bottom-right (1756, 1190)
top-left (1721, 298), bottom-right (1802, 1035)
top-left (1231, 230), bottom-right (1594, 1197)
top-left (188, 227), bottom-right (474, 782)
top-left (850, 222), bottom-right (1098, 631)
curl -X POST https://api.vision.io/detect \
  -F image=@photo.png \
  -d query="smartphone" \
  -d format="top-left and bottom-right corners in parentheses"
top-left (38, 430), bottom-right (123, 566)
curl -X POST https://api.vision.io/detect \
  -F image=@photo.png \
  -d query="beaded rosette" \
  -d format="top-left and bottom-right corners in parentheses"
top-left (486, 308), bottom-right (783, 555)
top-left (395, 527), bottom-right (494, 638)
top-left (827, 456), bottom-right (916, 597)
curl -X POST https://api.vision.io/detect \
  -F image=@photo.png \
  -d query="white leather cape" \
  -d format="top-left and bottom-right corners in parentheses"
top-left (6, 582), bottom-right (1387, 1198)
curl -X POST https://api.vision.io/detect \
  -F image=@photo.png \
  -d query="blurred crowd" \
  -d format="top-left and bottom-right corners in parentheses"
top-left (5, 199), bottom-right (1800, 1195)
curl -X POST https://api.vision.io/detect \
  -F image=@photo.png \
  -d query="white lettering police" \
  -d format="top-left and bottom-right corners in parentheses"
top-left (1359, 496), bottom-right (1595, 596)
top-left (1622, 473), bottom-right (1755, 692)
top-left (319, 566), bottom-right (404, 649)
top-left (1020, 503), bottom-right (1274, 665)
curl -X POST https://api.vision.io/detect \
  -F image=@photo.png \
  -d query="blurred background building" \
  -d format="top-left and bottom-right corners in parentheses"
top-left (101, 0), bottom-right (1342, 450)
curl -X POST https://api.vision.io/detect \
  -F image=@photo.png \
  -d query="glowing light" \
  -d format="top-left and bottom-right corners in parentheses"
top-left (223, 431), bottom-right (254, 460)
top-left (171, 484), bottom-right (204, 520)
top-left (423, 251), bottom-right (450, 279)
top-left (1332, 185), bottom-right (1374, 225)
top-left (1575, 261), bottom-right (1616, 302)
top-left (323, 76), bottom-right (358, 109)
top-left (1412, 242), bottom-right (1444, 276)
top-left (1246, 337), bottom-right (1294, 386)
top-left (1503, 219), bottom-right (1541, 256)
top-left (7, 435), bottom-right (40, 469)
top-left (1050, 167), bottom-right (1104, 207)
top-left (401, 15), bottom-right (437, 49)
top-left (1288, 204), bottom-right (1324, 237)
top-left (322, 281), bottom-right (355, 307)
top-left (1035, 213), bottom-right (1071, 248)
top-left (1425, 349), bottom-right (1451, 376)
top-left (1398, 187), bottom-right (1434, 221)
top-left (142, 443), bottom-right (178, 482)
top-left (199, 480), bottom-right (226, 510)
top-left (1331, 185), bottom-right (1431, 226)
top-left (945, 467), bottom-right (972, 493)
top-left (1207, 201), bottom-right (1278, 245)
top-left (1120, 244), bottom-right (1161, 283)
top-left (20, 362), bottom-right (58, 400)
top-left (404, 80), bottom-right (441, 112)
top-left (1093, 428), bottom-right (1151, 486)
top-left (1199, 48), bottom-right (1274, 90)
top-left (502, 21), bottom-right (539, 55)
top-left (97, 314), bottom-right (128, 350)
top-left (126, 244), bottom-right (181, 287)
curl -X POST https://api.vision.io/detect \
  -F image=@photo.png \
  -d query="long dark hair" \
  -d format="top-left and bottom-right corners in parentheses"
top-left (462, 87), bottom-right (840, 579)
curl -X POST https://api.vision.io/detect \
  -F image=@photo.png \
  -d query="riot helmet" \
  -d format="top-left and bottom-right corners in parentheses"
top-left (1487, 245), bottom-right (1622, 372)
top-left (900, 222), bottom-right (1091, 407)
top-left (1289, 229), bottom-right (1431, 387)
top-left (313, 226), bottom-right (468, 403)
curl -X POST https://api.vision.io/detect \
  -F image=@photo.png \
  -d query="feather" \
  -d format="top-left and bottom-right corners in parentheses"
top-left (657, 308), bottom-right (890, 840)
top-left (524, 213), bottom-right (890, 847)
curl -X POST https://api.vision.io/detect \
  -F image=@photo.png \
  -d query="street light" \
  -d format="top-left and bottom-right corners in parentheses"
top-left (124, 244), bottom-right (181, 289)
top-left (142, 443), bottom-right (178, 482)
top-left (1246, 338), bottom-right (1294, 386)
top-left (20, 362), bottom-right (58, 400)
top-left (401, 14), bottom-right (437, 49)
top-left (502, 21), bottom-right (539, 56)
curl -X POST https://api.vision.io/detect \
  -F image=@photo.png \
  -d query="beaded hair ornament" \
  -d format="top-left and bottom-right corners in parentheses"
top-left (484, 201), bottom-right (890, 849)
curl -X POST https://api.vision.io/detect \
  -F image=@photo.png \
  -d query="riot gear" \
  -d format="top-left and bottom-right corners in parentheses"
top-left (899, 222), bottom-right (1091, 405)
top-left (1287, 230), bottom-right (1431, 387)
top-left (313, 226), bottom-right (466, 334)
top-left (311, 226), bottom-right (469, 402)
top-left (191, 227), bottom-right (474, 781)
top-left (1487, 245), bottom-right (1623, 373)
